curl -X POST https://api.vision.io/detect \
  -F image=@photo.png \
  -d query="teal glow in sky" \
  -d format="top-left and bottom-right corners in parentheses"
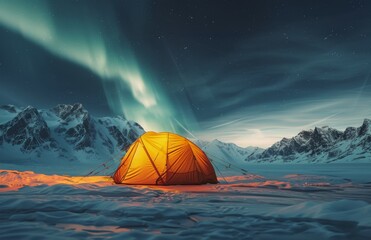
top-left (0, 0), bottom-right (187, 132)
top-left (0, 0), bottom-right (370, 147)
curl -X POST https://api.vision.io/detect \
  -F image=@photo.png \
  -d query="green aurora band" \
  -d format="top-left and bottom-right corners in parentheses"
top-left (0, 0), bottom-right (187, 132)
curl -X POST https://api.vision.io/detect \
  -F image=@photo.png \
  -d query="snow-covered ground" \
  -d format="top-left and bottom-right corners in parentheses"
top-left (0, 164), bottom-right (370, 239)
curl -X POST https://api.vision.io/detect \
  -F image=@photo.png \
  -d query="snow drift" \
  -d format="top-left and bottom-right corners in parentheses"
top-left (0, 164), bottom-right (370, 239)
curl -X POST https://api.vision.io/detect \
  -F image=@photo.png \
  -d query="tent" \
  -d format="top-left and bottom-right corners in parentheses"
top-left (113, 132), bottom-right (218, 185)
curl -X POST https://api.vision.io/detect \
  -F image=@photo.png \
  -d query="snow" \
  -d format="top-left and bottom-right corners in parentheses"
top-left (0, 164), bottom-right (370, 239)
top-left (268, 200), bottom-right (371, 227)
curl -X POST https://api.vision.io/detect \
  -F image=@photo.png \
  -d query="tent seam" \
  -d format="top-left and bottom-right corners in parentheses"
top-left (120, 141), bottom-right (139, 183)
top-left (139, 138), bottom-right (165, 185)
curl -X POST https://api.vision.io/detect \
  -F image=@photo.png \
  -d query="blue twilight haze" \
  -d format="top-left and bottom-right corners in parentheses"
top-left (0, 0), bottom-right (370, 147)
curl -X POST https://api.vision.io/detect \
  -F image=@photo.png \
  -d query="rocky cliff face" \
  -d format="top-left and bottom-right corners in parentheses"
top-left (0, 104), bottom-right (145, 164)
top-left (246, 119), bottom-right (371, 163)
top-left (0, 106), bottom-right (55, 152)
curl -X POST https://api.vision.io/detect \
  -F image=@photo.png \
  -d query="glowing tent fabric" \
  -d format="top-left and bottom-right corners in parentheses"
top-left (113, 132), bottom-right (218, 185)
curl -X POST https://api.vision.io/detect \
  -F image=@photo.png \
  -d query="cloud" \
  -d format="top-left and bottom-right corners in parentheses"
top-left (196, 92), bottom-right (371, 147)
top-left (183, 18), bottom-right (371, 147)
top-left (186, 23), bottom-right (371, 114)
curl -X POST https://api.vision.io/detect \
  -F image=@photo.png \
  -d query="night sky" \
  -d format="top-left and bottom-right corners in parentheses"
top-left (0, 0), bottom-right (370, 147)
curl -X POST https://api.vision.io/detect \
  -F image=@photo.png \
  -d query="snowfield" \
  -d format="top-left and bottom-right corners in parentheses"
top-left (0, 164), bottom-right (370, 239)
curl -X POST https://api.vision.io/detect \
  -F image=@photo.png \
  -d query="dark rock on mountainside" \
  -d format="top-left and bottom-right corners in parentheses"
top-left (52, 104), bottom-right (96, 150)
top-left (246, 119), bottom-right (371, 163)
top-left (0, 106), bottom-right (55, 152)
top-left (0, 103), bottom-right (145, 163)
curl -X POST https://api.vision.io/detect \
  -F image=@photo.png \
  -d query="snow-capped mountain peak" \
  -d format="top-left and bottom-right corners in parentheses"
top-left (1, 104), bottom-right (370, 168)
top-left (359, 118), bottom-right (371, 136)
top-left (247, 119), bottom-right (371, 163)
top-left (0, 104), bottom-right (145, 166)
top-left (51, 103), bottom-right (88, 121)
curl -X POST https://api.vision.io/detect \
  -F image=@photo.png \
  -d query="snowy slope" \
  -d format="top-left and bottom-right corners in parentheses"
top-left (0, 104), bottom-right (144, 170)
top-left (1, 163), bottom-right (370, 239)
top-left (201, 139), bottom-right (263, 163)
top-left (196, 139), bottom-right (264, 175)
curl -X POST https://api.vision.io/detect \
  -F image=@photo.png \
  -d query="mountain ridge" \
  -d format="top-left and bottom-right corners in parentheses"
top-left (0, 103), bottom-right (144, 166)
top-left (245, 118), bottom-right (371, 163)
top-left (0, 104), bottom-right (370, 166)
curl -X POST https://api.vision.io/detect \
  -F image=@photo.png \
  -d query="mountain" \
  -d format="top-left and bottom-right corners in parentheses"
top-left (198, 139), bottom-right (263, 163)
top-left (246, 119), bottom-right (371, 163)
top-left (195, 139), bottom-right (264, 175)
top-left (0, 104), bottom-right (144, 171)
top-left (1, 103), bottom-right (369, 174)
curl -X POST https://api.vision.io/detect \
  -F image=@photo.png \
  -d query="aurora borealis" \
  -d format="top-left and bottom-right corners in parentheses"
top-left (0, 0), bottom-right (180, 132)
top-left (0, 0), bottom-right (370, 147)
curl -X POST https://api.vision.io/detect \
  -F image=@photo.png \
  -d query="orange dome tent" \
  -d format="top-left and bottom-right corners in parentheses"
top-left (113, 132), bottom-right (218, 185)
